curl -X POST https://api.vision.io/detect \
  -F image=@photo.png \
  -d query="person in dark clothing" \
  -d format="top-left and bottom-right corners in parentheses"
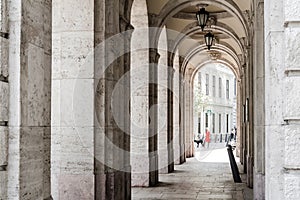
top-left (194, 133), bottom-right (203, 148)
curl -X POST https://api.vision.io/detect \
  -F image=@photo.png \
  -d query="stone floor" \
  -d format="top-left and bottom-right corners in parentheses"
top-left (132, 143), bottom-right (253, 200)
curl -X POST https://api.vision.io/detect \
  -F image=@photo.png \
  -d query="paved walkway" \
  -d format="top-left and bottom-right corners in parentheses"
top-left (132, 143), bottom-right (252, 200)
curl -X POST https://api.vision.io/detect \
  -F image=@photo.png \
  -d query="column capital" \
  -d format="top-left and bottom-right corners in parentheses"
top-left (119, 15), bottom-right (134, 32)
top-left (148, 13), bottom-right (159, 27)
top-left (149, 48), bottom-right (161, 63)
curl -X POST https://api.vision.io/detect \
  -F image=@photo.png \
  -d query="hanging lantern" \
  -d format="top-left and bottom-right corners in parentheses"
top-left (196, 8), bottom-right (209, 31)
top-left (205, 32), bottom-right (214, 50)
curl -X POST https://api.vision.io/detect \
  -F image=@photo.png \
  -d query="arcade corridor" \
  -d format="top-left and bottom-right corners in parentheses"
top-left (132, 143), bottom-right (252, 199)
top-left (1, 0), bottom-right (300, 199)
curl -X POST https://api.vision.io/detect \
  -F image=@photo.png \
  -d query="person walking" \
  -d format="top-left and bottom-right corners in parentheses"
top-left (205, 128), bottom-right (210, 148)
top-left (194, 133), bottom-right (202, 148)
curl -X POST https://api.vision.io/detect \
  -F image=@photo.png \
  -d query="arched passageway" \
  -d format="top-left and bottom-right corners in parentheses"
top-left (1, 0), bottom-right (300, 199)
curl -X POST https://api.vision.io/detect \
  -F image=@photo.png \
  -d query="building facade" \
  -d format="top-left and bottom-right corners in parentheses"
top-left (194, 63), bottom-right (237, 142)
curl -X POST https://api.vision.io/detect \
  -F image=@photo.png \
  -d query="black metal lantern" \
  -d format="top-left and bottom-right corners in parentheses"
top-left (205, 32), bottom-right (214, 50)
top-left (196, 8), bottom-right (209, 31)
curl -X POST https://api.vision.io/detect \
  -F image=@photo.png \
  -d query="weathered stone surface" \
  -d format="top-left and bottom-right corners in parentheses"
top-left (284, 27), bottom-right (300, 69)
top-left (284, 173), bottom-right (300, 200)
top-left (52, 32), bottom-right (94, 80)
top-left (0, 126), bottom-right (8, 166)
top-left (285, 124), bottom-right (300, 167)
top-left (284, 0), bottom-right (300, 22)
top-left (0, 0), bottom-right (8, 33)
top-left (0, 171), bottom-right (7, 199)
top-left (52, 0), bottom-right (96, 197)
top-left (0, 37), bottom-right (9, 78)
top-left (0, 128), bottom-right (8, 199)
top-left (7, 127), bottom-right (20, 199)
top-left (265, 125), bottom-right (285, 200)
top-left (52, 0), bottom-right (93, 32)
top-left (54, 174), bottom-right (94, 199)
top-left (22, 0), bottom-right (47, 47)
top-left (19, 127), bottom-right (44, 200)
top-left (0, 81), bottom-right (8, 122)
top-left (22, 44), bottom-right (51, 126)
top-left (51, 127), bottom-right (94, 199)
top-left (264, 0), bottom-right (284, 34)
top-left (284, 76), bottom-right (300, 117)
top-left (254, 172), bottom-right (265, 200)
top-left (265, 31), bottom-right (285, 126)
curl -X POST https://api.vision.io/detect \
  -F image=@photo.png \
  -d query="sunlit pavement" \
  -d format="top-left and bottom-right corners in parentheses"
top-left (132, 142), bottom-right (252, 200)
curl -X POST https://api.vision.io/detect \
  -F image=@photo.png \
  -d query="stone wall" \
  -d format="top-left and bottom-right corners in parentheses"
top-left (0, 0), bottom-right (9, 197)
top-left (265, 0), bottom-right (300, 199)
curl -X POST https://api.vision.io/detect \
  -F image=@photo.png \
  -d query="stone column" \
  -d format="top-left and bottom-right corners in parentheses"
top-left (235, 80), bottom-right (242, 158)
top-left (103, 13), bottom-right (133, 200)
top-left (246, 44), bottom-right (254, 188)
top-left (253, 0), bottom-right (265, 198)
top-left (158, 46), bottom-right (176, 172)
top-left (265, 0), bottom-right (285, 199)
top-left (184, 69), bottom-right (194, 158)
top-left (130, 0), bottom-right (152, 187)
top-left (52, 0), bottom-right (94, 199)
top-left (167, 52), bottom-right (175, 172)
top-left (7, 0), bottom-right (52, 199)
top-left (173, 51), bottom-right (182, 165)
top-left (148, 48), bottom-right (159, 185)
top-left (179, 57), bottom-right (186, 163)
top-left (94, 1), bottom-right (106, 199)
top-left (0, 0), bottom-right (8, 198)
top-left (94, 1), bottom-right (133, 199)
top-left (157, 28), bottom-right (169, 174)
top-left (131, 45), bottom-right (159, 186)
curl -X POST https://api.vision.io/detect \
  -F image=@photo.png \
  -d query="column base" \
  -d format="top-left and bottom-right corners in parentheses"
top-left (254, 172), bottom-right (265, 200)
top-left (247, 155), bottom-right (254, 188)
top-left (168, 148), bottom-right (174, 173)
top-left (149, 152), bottom-right (159, 186)
top-left (105, 169), bottom-right (131, 200)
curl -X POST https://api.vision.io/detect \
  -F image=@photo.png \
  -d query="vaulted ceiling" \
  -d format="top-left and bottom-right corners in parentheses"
top-left (146, 0), bottom-right (251, 78)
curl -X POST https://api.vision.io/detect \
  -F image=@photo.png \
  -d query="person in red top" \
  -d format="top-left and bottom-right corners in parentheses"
top-left (205, 128), bottom-right (211, 148)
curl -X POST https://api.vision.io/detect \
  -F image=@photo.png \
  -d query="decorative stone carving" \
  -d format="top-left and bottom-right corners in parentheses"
top-left (208, 50), bottom-right (221, 60)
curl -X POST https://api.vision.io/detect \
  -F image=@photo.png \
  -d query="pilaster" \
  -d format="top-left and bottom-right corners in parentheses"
top-left (7, 0), bottom-right (52, 199)
top-left (265, 0), bottom-right (285, 199)
top-left (253, 0), bottom-right (265, 198)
